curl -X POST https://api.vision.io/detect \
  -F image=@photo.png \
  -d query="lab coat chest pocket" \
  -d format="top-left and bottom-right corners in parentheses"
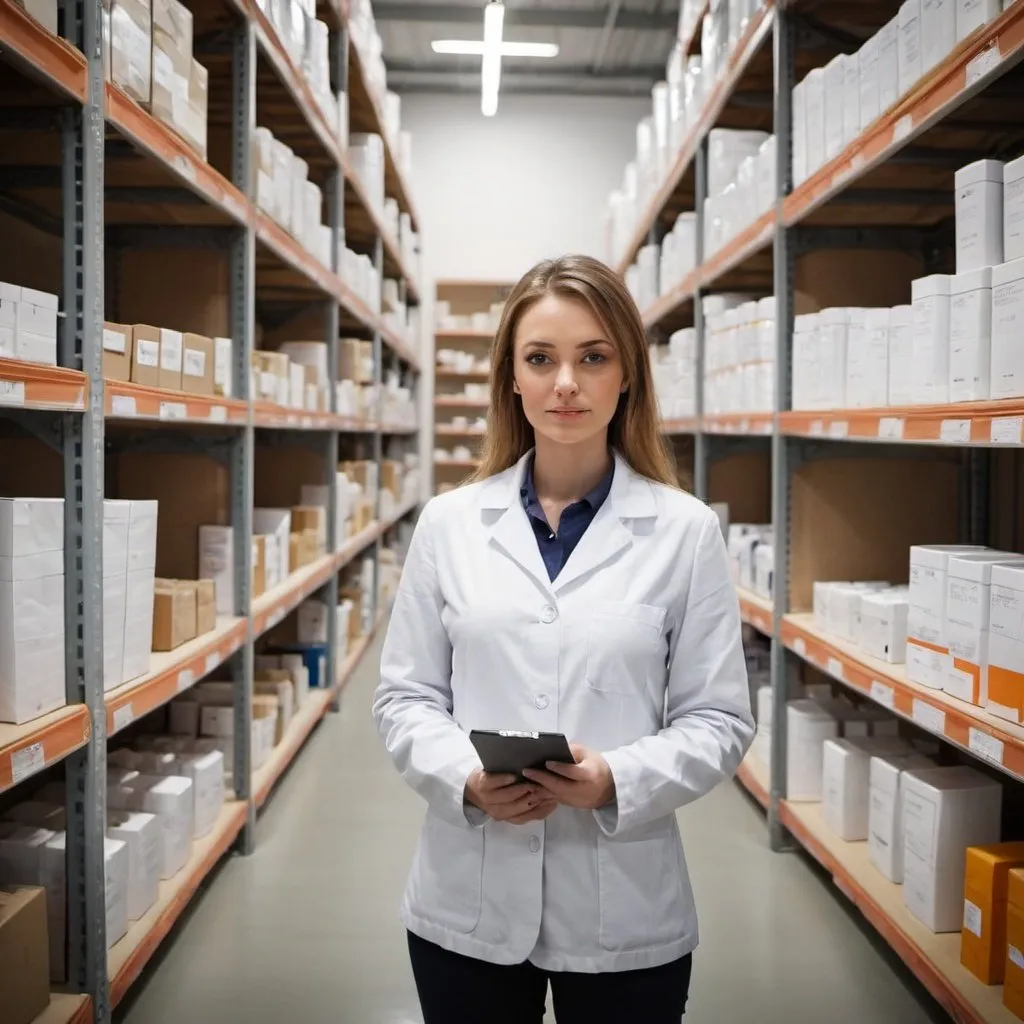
top-left (585, 602), bottom-right (667, 695)
top-left (597, 816), bottom-right (688, 951)
top-left (407, 812), bottom-right (484, 934)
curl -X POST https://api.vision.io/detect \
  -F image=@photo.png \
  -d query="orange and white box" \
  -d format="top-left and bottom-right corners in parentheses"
top-left (1005, 868), bottom-right (1024, 1019)
top-left (907, 544), bottom-right (985, 688)
top-left (988, 563), bottom-right (1024, 723)
top-left (945, 552), bottom-right (1024, 707)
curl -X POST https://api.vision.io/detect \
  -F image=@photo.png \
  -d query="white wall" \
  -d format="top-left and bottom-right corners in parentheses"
top-left (400, 93), bottom-right (648, 283)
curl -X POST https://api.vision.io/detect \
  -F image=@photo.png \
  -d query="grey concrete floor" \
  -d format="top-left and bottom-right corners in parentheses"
top-left (120, 626), bottom-right (946, 1024)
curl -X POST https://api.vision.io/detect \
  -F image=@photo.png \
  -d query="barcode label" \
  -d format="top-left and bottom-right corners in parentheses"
top-left (828, 421), bottom-right (849, 438)
top-left (878, 418), bottom-right (904, 440)
top-left (968, 727), bottom-right (1004, 765)
top-left (177, 668), bottom-right (194, 693)
top-left (912, 699), bottom-right (945, 734)
top-left (111, 394), bottom-right (136, 416)
top-left (113, 704), bottom-right (134, 732)
top-left (870, 681), bottom-right (895, 708)
top-left (940, 419), bottom-right (971, 443)
top-left (0, 380), bottom-right (26, 406)
top-left (991, 417), bottom-right (1022, 444)
top-left (208, 405), bottom-right (228, 422)
top-left (160, 401), bottom-right (187, 420)
top-left (11, 742), bottom-right (44, 784)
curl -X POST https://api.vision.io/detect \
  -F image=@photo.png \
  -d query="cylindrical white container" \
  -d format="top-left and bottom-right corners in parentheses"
top-left (1003, 155), bottom-right (1024, 264)
top-left (949, 267), bottom-right (992, 403)
top-left (955, 159), bottom-right (1004, 272)
top-left (991, 256), bottom-right (1024, 399)
top-left (888, 304), bottom-right (915, 405)
top-left (911, 275), bottom-right (952, 405)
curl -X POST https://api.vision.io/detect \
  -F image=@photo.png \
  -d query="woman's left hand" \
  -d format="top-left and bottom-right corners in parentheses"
top-left (523, 744), bottom-right (616, 810)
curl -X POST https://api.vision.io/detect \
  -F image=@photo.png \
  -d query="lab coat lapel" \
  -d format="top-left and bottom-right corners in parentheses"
top-left (479, 452), bottom-right (553, 593)
top-left (552, 453), bottom-right (658, 594)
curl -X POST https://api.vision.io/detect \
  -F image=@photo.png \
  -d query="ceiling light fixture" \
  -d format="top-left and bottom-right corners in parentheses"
top-left (481, 1), bottom-right (504, 117)
top-left (431, 40), bottom-right (560, 58)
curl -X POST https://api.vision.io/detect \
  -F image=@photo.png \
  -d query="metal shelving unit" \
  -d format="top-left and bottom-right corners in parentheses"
top-left (628, 3), bottom-right (1024, 1021)
top-left (0, 0), bottom-right (421, 1018)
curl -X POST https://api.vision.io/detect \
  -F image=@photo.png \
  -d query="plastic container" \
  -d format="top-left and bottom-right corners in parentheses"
top-left (888, 305), bottom-right (915, 405)
top-left (955, 159), bottom-right (1004, 272)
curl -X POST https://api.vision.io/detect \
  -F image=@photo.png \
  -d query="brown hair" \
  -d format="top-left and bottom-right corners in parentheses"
top-left (470, 254), bottom-right (677, 487)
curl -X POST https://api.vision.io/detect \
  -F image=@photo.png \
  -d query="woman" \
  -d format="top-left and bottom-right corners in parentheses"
top-left (374, 254), bottom-right (753, 1024)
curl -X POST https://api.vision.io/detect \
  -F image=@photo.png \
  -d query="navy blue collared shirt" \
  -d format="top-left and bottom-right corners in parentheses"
top-left (521, 455), bottom-right (615, 582)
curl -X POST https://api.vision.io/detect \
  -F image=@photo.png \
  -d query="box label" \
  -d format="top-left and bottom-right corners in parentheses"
top-left (991, 417), bottom-right (1023, 444)
top-left (940, 419), bottom-right (971, 443)
top-left (11, 741), bottom-right (45, 784)
top-left (103, 328), bottom-right (127, 354)
top-left (878, 417), bottom-right (904, 440)
top-left (911, 698), bottom-right (945, 734)
top-left (110, 394), bottom-right (136, 417)
top-left (870, 680), bottom-right (895, 708)
top-left (968, 727), bottom-right (1003, 765)
top-left (113, 704), bottom-right (134, 732)
top-left (184, 348), bottom-right (206, 378)
top-left (0, 380), bottom-right (26, 407)
top-left (966, 42), bottom-right (1002, 88)
top-left (136, 339), bottom-right (159, 367)
top-left (177, 668), bottom-right (194, 693)
top-left (963, 898), bottom-right (983, 937)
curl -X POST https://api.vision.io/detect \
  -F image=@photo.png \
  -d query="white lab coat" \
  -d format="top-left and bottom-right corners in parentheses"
top-left (374, 450), bottom-right (753, 973)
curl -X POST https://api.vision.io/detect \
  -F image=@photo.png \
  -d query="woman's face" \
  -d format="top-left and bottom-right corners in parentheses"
top-left (512, 293), bottom-right (625, 449)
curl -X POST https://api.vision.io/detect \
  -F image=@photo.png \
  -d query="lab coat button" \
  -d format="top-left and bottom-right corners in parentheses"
top-left (528, 835), bottom-right (541, 854)
top-left (534, 693), bottom-right (550, 710)
top-left (540, 605), bottom-right (557, 623)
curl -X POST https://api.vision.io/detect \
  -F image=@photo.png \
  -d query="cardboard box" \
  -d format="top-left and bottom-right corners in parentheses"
top-left (988, 562), bottom-right (1024, 723)
top-left (152, 580), bottom-right (197, 651)
top-left (158, 328), bottom-right (183, 391)
top-left (103, 321), bottom-right (132, 381)
top-left (0, 887), bottom-right (49, 1024)
top-left (181, 58), bottom-right (208, 160)
top-left (1006, 869), bottom-right (1024, 1019)
top-left (150, 0), bottom-right (191, 128)
top-left (199, 525), bottom-right (234, 616)
top-left (253, 508), bottom-right (291, 582)
top-left (252, 535), bottom-right (267, 598)
top-left (130, 325), bottom-right (161, 388)
top-left (183, 333), bottom-right (214, 396)
top-left (961, 843), bottom-right (1024, 984)
top-left (991, 256), bottom-right (1024, 400)
top-left (111, 0), bottom-right (152, 105)
top-left (292, 506), bottom-right (326, 551)
top-left (196, 578), bottom-right (215, 634)
top-left (107, 810), bottom-right (161, 921)
top-left (902, 766), bottom-right (1002, 932)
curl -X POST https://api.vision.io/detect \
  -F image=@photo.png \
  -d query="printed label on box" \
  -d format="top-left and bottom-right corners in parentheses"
top-left (103, 328), bottom-right (127, 354)
top-left (11, 742), bottom-right (45, 784)
top-left (136, 339), bottom-right (159, 367)
top-left (963, 899), bottom-right (983, 937)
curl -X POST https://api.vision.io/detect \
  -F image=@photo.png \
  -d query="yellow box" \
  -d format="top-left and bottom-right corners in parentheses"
top-left (962, 843), bottom-right (1024, 984)
top-left (1006, 870), bottom-right (1024, 1019)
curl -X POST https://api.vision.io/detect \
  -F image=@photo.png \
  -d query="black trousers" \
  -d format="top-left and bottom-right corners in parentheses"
top-left (408, 930), bottom-right (692, 1024)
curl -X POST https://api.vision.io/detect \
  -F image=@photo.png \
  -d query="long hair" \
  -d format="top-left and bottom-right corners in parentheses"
top-left (470, 254), bottom-right (677, 487)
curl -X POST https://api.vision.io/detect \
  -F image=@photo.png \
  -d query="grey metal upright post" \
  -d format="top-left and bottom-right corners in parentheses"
top-left (230, 17), bottom-right (257, 853)
top-left (769, 3), bottom-right (796, 851)
top-left (372, 236), bottom-right (384, 620)
top-left (61, 0), bottom-right (109, 1015)
top-left (693, 136), bottom-right (709, 501)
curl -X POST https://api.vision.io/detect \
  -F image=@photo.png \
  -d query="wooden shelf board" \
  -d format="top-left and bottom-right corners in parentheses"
top-left (736, 585), bottom-right (773, 636)
top-left (0, 704), bottom-right (91, 795)
top-left (0, 0), bottom-right (87, 101)
top-left (0, 359), bottom-right (86, 412)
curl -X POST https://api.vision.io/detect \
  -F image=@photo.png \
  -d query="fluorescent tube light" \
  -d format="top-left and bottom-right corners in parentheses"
top-left (431, 40), bottom-right (559, 57)
top-left (481, 1), bottom-right (504, 117)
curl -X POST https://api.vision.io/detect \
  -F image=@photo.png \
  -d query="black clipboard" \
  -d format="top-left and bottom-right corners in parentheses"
top-left (469, 730), bottom-right (576, 779)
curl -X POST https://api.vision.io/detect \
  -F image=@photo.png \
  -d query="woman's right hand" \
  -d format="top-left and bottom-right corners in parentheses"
top-left (464, 770), bottom-right (558, 825)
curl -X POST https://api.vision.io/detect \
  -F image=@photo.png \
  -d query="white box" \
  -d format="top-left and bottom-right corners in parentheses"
top-left (911, 275), bottom-right (952, 404)
top-left (297, 597), bottom-right (327, 643)
top-left (843, 52), bottom-right (860, 147)
top-left (957, 0), bottom-right (1000, 38)
top-left (949, 267), bottom-right (993, 402)
top-left (159, 328), bottom-right (183, 385)
top-left (199, 525), bottom-right (234, 616)
top-left (986, 562), bottom-right (1024, 723)
top-left (824, 55), bottom-right (847, 162)
top-left (898, 0), bottom-right (923, 96)
top-left (109, 774), bottom-right (194, 879)
top-left (804, 68), bottom-right (826, 177)
top-left (990, 256), bottom-right (1024, 399)
top-left (907, 544), bottom-right (986, 687)
top-left (955, 159), bottom-right (1004, 272)
top-left (887, 304), bottom-right (915, 405)
top-left (103, 499), bottom-right (131, 579)
top-left (868, 752), bottom-right (937, 882)
top-left (107, 809), bottom-right (161, 921)
top-left (200, 703), bottom-right (234, 737)
top-left (253, 508), bottom-right (291, 582)
top-left (879, 18), bottom-right (901, 111)
top-left (0, 497), bottom-right (63, 560)
top-left (103, 570), bottom-right (127, 689)
top-left (860, 590), bottom-right (910, 663)
top-left (901, 766), bottom-right (1002, 932)
top-left (828, 581), bottom-right (890, 640)
top-left (921, 0), bottom-right (957, 73)
top-left (819, 307), bottom-right (850, 407)
top-left (1004, 155), bottom-right (1024, 264)
top-left (946, 552), bottom-right (1024, 705)
top-left (786, 699), bottom-right (840, 801)
top-left (823, 737), bottom-right (913, 841)
top-left (175, 750), bottom-right (224, 838)
top-left (127, 499), bottom-right (157, 572)
top-left (859, 35), bottom-right (881, 130)
top-left (121, 566), bottom-right (155, 684)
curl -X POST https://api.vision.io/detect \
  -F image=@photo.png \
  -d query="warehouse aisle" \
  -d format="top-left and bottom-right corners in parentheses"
top-left (121, 627), bottom-right (945, 1024)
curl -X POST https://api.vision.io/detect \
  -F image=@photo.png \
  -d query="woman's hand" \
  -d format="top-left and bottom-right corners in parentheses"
top-left (464, 770), bottom-right (559, 824)
top-left (523, 744), bottom-right (616, 810)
